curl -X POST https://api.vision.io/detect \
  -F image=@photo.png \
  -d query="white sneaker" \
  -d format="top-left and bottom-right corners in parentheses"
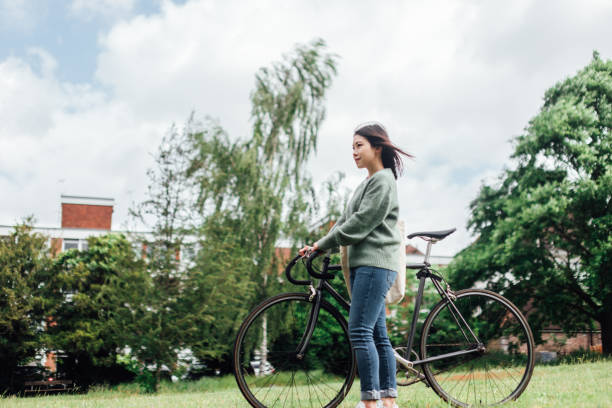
top-left (354, 402), bottom-right (380, 408)
top-left (354, 401), bottom-right (391, 408)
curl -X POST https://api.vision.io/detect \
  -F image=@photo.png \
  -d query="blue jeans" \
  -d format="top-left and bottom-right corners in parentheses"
top-left (349, 265), bottom-right (398, 401)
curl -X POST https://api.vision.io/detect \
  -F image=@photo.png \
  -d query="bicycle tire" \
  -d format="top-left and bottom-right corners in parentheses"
top-left (420, 289), bottom-right (535, 407)
top-left (233, 292), bottom-right (356, 408)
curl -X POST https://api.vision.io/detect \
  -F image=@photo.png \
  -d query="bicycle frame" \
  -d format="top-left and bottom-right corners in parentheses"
top-left (288, 240), bottom-right (484, 371)
top-left (398, 264), bottom-right (483, 368)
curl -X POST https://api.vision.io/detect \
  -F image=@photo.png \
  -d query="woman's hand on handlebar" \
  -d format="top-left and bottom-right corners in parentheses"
top-left (298, 242), bottom-right (319, 257)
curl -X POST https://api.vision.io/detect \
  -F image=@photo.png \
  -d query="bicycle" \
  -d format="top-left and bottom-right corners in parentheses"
top-left (233, 228), bottom-right (535, 407)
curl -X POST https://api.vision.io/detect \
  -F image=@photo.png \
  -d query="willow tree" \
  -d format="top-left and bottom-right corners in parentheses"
top-left (188, 37), bottom-right (338, 293)
top-left (449, 52), bottom-right (612, 354)
top-left (185, 38), bottom-right (339, 371)
top-left (244, 37), bottom-right (338, 288)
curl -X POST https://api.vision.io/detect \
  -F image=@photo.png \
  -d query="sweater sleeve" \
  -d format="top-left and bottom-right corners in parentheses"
top-left (315, 178), bottom-right (392, 250)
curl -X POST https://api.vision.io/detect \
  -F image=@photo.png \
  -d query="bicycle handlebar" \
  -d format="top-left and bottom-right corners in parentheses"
top-left (284, 255), bottom-right (311, 285)
top-left (305, 250), bottom-right (335, 280)
top-left (284, 250), bottom-right (338, 286)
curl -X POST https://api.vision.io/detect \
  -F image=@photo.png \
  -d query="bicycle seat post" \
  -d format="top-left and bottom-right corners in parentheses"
top-left (423, 238), bottom-right (437, 265)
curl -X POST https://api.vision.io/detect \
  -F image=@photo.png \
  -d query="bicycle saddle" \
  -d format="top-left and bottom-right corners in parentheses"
top-left (407, 228), bottom-right (456, 240)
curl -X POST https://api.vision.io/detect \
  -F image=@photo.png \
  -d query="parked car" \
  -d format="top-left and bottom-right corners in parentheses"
top-left (183, 361), bottom-right (220, 380)
top-left (250, 359), bottom-right (275, 376)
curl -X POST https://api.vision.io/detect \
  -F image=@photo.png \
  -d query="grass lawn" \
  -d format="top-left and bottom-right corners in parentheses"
top-left (1, 361), bottom-right (611, 408)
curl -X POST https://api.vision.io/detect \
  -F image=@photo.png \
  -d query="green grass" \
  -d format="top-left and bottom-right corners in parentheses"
top-left (1, 361), bottom-right (611, 407)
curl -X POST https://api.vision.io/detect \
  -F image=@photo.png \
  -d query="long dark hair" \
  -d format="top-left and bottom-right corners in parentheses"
top-left (354, 122), bottom-right (414, 179)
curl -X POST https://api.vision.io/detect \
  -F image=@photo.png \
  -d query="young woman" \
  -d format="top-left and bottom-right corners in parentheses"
top-left (299, 122), bottom-right (413, 408)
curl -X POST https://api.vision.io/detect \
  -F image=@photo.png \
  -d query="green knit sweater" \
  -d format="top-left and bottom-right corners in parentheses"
top-left (315, 168), bottom-right (401, 271)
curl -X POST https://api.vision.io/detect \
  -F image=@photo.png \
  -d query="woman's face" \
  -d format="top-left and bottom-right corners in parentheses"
top-left (352, 134), bottom-right (381, 169)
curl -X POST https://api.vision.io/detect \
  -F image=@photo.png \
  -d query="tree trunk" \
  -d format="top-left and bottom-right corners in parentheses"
top-left (600, 299), bottom-right (612, 355)
top-left (154, 367), bottom-right (161, 393)
top-left (259, 267), bottom-right (268, 376)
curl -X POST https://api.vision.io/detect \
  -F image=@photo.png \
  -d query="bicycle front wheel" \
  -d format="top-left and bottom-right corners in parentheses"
top-left (421, 289), bottom-right (535, 407)
top-left (233, 292), bottom-right (356, 408)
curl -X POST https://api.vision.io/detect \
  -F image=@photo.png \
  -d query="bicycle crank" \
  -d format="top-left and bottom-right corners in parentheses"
top-left (394, 349), bottom-right (414, 369)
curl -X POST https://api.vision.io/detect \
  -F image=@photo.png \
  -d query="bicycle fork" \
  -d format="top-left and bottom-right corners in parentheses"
top-left (295, 285), bottom-right (321, 359)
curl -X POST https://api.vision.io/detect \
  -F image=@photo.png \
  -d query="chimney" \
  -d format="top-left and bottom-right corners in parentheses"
top-left (60, 195), bottom-right (115, 230)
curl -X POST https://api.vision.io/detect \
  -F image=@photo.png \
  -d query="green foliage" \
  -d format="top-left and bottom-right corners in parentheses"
top-left (181, 215), bottom-right (256, 373)
top-left (116, 355), bottom-right (156, 394)
top-left (44, 234), bottom-right (146, 387)
top-left (0, 220), bottom-right (51, 392)
top-left (249, 38), bottom-right (339, 183)
top-left (448, 51), bottom-right (612, 353)
top-left (127, 119), bottom-right (201, 390)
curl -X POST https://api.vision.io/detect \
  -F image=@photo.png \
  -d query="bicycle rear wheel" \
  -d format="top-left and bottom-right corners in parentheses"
top-left (421, 289), bottom-right (535, 407)
top-left (233, 292), bottom-right (356, 408)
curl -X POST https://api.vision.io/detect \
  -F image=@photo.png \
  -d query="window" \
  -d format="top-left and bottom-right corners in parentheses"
top-left (63, 239), bottom-right (79, 251)
top-left (62, 239), bottom-right (89, 251)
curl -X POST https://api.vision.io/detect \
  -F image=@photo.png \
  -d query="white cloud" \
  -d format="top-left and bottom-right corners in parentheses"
top-left (2, 0), bottom-right (612, 255)
top-left (0, 54), bottom-right (61, 139)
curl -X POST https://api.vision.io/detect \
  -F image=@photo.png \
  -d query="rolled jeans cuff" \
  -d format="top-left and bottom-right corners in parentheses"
top-left (360, 389), bottom-right (381, 400)
top-left (380, 388), bottom-right (398, 398)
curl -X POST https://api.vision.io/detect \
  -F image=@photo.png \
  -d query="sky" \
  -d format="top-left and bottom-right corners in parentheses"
top-left (1, 0), bottom-right (612, 256)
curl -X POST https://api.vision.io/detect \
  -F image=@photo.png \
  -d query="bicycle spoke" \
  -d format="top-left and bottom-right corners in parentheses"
top-left (486, 367), bottom-right (513, 400)
top-left (253, 370), bottom-right (282, 400)
top-left (453, 370), bottom-right (471, 403)
top-left (472, 365), bottom-right (478, 406)
top-left (305, 371), bottom-right (323, 408)
top-left (306, 371), bottom-right (334, 404)
top-left (484, 359), bottom-right (490, 406)
top-left (277, 371), bottom-right (291, 408)
top-left (306, 370), bottom-right (341, 396)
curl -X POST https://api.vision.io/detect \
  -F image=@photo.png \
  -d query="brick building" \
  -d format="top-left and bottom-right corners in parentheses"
top-left (0, 195), bottom-right (122, 256)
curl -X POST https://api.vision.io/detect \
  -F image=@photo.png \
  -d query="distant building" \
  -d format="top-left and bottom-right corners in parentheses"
top-left (0, 194), bottom-right (159, 256)
top-left (1, 195), bottom-right (120, 255)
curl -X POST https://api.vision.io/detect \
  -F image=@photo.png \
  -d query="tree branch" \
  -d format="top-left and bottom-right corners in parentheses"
top-left (545, 247), bottom-right (601, 314)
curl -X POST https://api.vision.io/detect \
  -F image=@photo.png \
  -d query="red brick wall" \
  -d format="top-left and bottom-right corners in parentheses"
top-left (274, 247), bottom-right (293, 275)
top-left (536, 331), bottom-right (602, 354)
top-left (61, 204), bottom-right (113, 229)
top-left (50, 238), bottom-right (63, 256)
